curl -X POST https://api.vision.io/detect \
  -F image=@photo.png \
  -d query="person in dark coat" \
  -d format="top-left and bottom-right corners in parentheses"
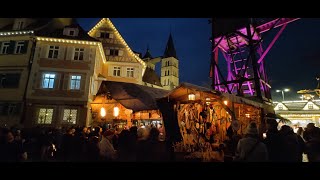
top-left (263, 119), bottom-right (286, 162)
top-left (137, 128), bottom-right (169, 162)
top-left (279, 125), bottom-right (305, 162)
top-left (0, 130), bottom-right (27, 162)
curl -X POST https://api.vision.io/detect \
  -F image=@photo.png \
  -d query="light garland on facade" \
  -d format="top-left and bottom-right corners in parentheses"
top-left (0, 30), bottom-right (34, 36)
top-left (36, 37), bottom-right (106, 64)
top-left (88, 18), bottom-right (147, 76)
top-left (280, 114), bottom-right (320, 117)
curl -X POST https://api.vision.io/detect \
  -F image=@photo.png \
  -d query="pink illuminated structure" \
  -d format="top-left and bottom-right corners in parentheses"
top-left (210, 18), bottom-right (299, 103)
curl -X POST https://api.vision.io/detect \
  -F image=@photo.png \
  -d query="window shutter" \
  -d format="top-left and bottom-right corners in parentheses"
top-left (118, 50), bottom-right (124, 56)
top-left (41, 45), bottom-right (49, 58)
top-left (134, 69), bottom-right (139, 78)
top-left (34, 73), bottom-right (42, 89)
top-left (96, 31), bottom-right (100, 38)
top-left (54, 73), bottom-right (61, 90)
top-left (21, 40), bottom-right (29, 54)
top-left (58, 46), bottom-right (65, 60)
top-left (8, 41), bottom-right (15, 54)
top-left (84, 48), bottom-right (90, 61)
top-left (67, 47), bottom-right (75, 60)
top-left (109, 33), bottom-right (114, 39)
top-left (105, 49), bottom-right (110, 56)
top-left (80, 74), bottom-right (86, 92)
top-left (63, 73), bottom-right (69, 90)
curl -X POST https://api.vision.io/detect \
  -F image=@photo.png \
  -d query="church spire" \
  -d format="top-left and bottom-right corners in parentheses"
top-left (163, 33), bottom-right (177, 59)
top-left (143, 44), bottom-right (153, 59)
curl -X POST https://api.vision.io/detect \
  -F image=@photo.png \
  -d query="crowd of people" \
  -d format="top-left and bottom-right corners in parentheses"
top-left (0, 124), bottom-right (169, 162)
top-left (0, 119), bottom-right (319, 162)
top-left (231, 120), bottom-right (320, 162)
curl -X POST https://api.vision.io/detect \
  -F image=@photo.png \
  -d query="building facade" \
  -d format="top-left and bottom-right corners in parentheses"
top-left (0, 18), bottom-right (180, 128)
top-left (0, 18), bottom-right (44, 127)
top-left (24, 22), bottom-right (106, 128)
top-left (274, 99), bottom-right (320, 127)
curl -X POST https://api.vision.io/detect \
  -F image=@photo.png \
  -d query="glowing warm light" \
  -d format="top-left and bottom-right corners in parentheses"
top-left (206, 98), bottom-right (211, 105)
top-left (0, 31), bottom-right (33, 36)
top-left (188, 94), bottom-right (196, 101)
top-left (245, 114), bottom-right (250, 118)
top-left (113, 106), bottom-right (120, 117)
top-left (223, 100), bottom-right (228, 105)
top-left (100, 107), bottom-right (106, 117)
top-left (284, 89), bottom-right (290, 92)
top-left (125, 109), bottom-right (133, 115)
top-left (87, 18), bottom-right (146, 74)
top-left (36, 37), bottom-right (106, 64)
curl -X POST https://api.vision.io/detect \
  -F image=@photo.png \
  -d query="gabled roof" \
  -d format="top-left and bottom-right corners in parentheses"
top-left (87, 18), bottom-right (146, 75)
top-left (36, 23), bottom-right (99, 42)
top-left (163, 33), bottom-right (177, 59)
top-left (96, 81), bottom-right (169, 112)
top-left (142, 67), bottom-right (162, 87)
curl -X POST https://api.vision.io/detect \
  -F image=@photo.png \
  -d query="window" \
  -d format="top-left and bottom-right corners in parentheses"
top-left (38, 108), bottom-right (53, 124)
top-left (0, 73), bottom-right (20, 88)
top-left (127, 67), bottom-right (134, 78)
top-left (113, 67), bottom-right (121, 77)
top-left (278, 104), bottom-right (283, 110)
top-left (42, 73), bottom-right (55, 89)
top-left (110, 49), bottom-right (119, 56)
top-left (167, 70), bottom-right (170, 76)
top-left (70, 75), bottom-right (81, 90)
top-left (99, 32), bottom-right (113, 38)
top-left (69, 30), bottom-right (75, 36)
top-left (15, 41), bottom-right (25, 54)
top-left (74, 48), bottom-right (84, 60)
top-left (0, 42), bottom-right (10, 54)
top-left (308, 104), bottom-right (313, 109)
top-left (48, 46), bottom-right (59, 59)
top-left (18, 21), bottom-right (24, 30)
top-left (63, 108), bottom-right (77, 124)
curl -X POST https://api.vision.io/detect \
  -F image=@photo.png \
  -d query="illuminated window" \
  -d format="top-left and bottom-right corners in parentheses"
top-left (113, 67), bottom-right (121, 77)
top-left (38, 108), bottom-right (53, 124)
top-left (48, 46), bottom-right (59, 59)
top-left (15, 41), bottom-right (25, 54)
top-left (42, 73), bottom-right (55, 89)
top-left (74, 48), bottom-right (84, 60)
top-left (63, 108), bottom-right (77, 124)
top-left (0, 42), bottom-right (10, 54)
top-left (278, 104), bottom-right (283, 110)
top-left (126, 67), bottom-right (134, 77)
top-left (308, 104), bottom-right (313, 109)
top-left (70, 75), bottom-right (81, 90)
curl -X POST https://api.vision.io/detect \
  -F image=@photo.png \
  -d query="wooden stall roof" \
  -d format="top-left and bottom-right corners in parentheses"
top-left (97, 81), bottom-right (170, 112)
top-left (164, 82), bottom-right (222, 103)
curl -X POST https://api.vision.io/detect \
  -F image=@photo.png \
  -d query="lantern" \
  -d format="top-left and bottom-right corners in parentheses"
top-left (188, 93), bottom-right (196, 101)
top-left (113, 106), bottom-right (120, 117)
top-left (100, 107), bottom-right (106, 118)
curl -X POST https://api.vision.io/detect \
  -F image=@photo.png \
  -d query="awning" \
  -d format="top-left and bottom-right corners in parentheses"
top-left (97, 81), bottom-right (170, 112)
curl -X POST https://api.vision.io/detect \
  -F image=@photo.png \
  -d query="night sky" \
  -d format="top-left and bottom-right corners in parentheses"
top-left (77, 18), bottom-right (320, 101)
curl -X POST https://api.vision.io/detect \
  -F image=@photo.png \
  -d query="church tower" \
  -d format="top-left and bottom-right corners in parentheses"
top-left (161, 33), bottom-right (179, 90)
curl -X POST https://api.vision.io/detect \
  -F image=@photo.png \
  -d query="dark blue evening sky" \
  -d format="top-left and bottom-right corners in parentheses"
top-left (77, 18), bottom-right (320, 101)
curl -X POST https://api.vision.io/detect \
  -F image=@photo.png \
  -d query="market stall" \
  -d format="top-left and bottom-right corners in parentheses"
top-left (157, 83), bottom-right (274, 162)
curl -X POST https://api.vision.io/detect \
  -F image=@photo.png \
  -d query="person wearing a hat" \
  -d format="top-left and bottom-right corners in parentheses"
top-left (99, 130), bottom-right (117, 161)
top-left (234, 122), bottom-right (268, 162)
